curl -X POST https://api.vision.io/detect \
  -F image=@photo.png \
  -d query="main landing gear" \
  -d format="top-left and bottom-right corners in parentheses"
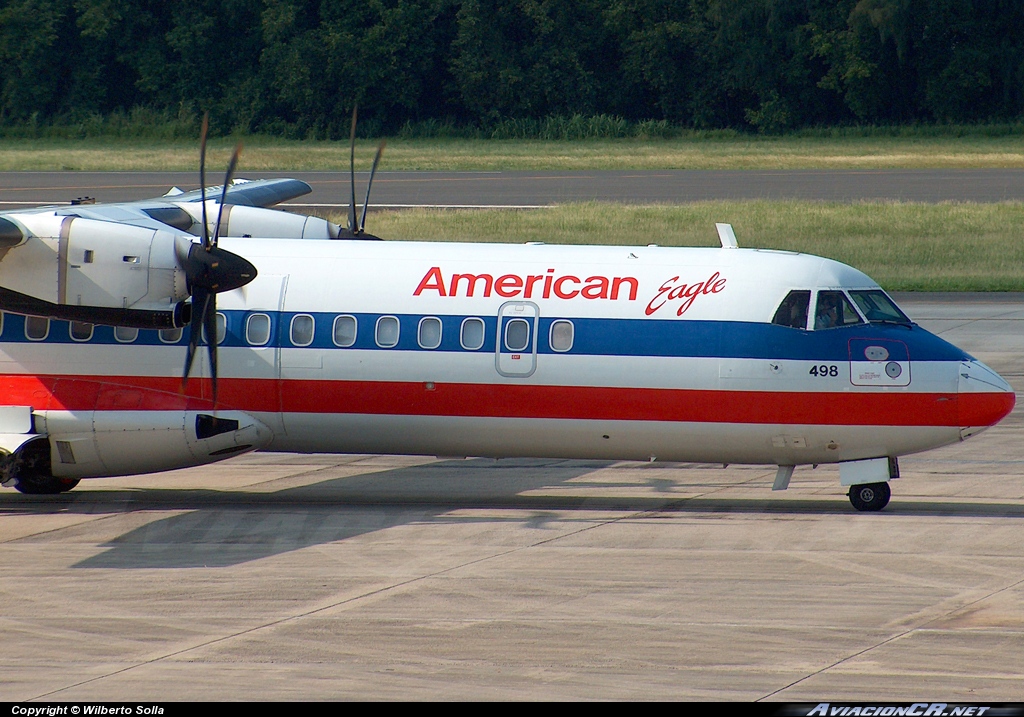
top-left (848, 481), bottom-right (891, 512)
top-left (2, 437), bottom-right (80, 494)
top-left (13, 474), bottom-right (80, 495)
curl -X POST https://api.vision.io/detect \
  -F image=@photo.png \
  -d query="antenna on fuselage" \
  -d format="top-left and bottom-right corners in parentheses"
top-left (716, 223), bottom-right (738, 249)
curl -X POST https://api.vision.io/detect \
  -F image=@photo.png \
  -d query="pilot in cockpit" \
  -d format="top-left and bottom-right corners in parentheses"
top-left (815, 292), bottom-right (839, 329)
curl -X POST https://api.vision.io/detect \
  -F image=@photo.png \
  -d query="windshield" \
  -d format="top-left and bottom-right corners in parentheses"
top-left (849, 290), bottom-right (912, 325)
top-left (814, 290), bottom-right (864, 330)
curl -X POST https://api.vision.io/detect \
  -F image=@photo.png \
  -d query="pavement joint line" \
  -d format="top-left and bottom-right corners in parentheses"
top-left (0, 502), bottom-right (147, 545)
top-left (241, 456), bottom-right (441, 489)
top-left (27, 502), bottom-right (653, 700)
top-left (918, 317), bottom-right (1024, 321)
top-left (756, 570), bottom-right (1024, 701)
top-left (930, 318), bottom-right (987, 336)
top-left (241, 462), bottom-right (365, 489)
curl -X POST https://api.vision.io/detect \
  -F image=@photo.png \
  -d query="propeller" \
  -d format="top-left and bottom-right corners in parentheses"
top-left (181, 114), bottom-right (258, 404)
top-left (338, 104), bottom-right (386, 239)
top-left (360, 140), bottom-right (386, 231)
top-left (347, 106), bottom-right (358, 234)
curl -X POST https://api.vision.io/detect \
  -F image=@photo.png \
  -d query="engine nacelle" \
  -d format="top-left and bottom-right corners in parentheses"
top-left (40, 409), bottom-right (271, 479)
top-left (0, 213), bottom-right (192, 321)
top-left (175, 201), bottom-right (340, 239)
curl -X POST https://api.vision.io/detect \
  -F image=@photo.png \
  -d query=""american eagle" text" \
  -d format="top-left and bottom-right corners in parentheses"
top-left (413, 267), bottom-right (639, 301)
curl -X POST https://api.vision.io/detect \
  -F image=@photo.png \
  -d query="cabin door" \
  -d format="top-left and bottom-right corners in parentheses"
top-left (495, 301), bottom-right (539, 377)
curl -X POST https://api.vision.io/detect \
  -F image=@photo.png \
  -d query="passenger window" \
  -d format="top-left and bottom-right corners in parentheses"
top-left (25, 316), bottom-right (48, 341)
top-left (418, 317), bottom-right (442, 349)
top-left (461, 317), bottom-right (485, 350)
top-left (290, 314), bottom-right (315, 347)
top-left (814, 291), bottom-right (864, 330)
top-left (114, 326), bottom-right (139, 343)
top-left (376, 316), bottom-right (400, 348)
top-left (246, 313), bottom-right (271, 346)
top-left (159, 327), bottom-right (182, 343)
top-left (203, 312), bottom-right (227, 345)
top-left (70, 321), bottom-right (93, 341)
top-left (772, 290), bottom-right (810, 330)
top-left (549, 320), bottom-right (574, 352)
top-left (333, 315), bottom-right (357, 347)
top-left (505, 318), bottom-right (530, 351)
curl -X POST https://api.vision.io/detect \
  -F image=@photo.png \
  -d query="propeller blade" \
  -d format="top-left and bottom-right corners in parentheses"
top-left (359, 140), bottom-right (386, 232)
top-left (199, 113), bottom-right (210, 250)
top-left (203, 293), bottom-right (219, 405)
top-left (182, 286), bottom-right (211, 390)
top-left (348, 105), bottom-right (358, 233)
top-left (211, 143), bottom-right (243, 248)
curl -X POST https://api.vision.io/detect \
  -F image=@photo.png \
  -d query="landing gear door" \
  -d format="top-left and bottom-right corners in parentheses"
top-left (849, 338), bottom-right (910, 387)
top-left (496, 301), bottom-right (539, 378)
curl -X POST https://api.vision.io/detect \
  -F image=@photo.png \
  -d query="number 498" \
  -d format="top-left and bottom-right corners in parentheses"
top-left (809, 364), bottom-right (838, 377)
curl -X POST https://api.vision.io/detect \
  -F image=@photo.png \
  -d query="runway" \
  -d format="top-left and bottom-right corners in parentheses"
top-left (3, 169), bottom-right (1024, 208)
top-left (1, 294), bottom-right (1023, 701)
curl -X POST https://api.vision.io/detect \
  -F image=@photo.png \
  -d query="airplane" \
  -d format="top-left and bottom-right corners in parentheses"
top-left (0, 120), bottom-right (1014, 511)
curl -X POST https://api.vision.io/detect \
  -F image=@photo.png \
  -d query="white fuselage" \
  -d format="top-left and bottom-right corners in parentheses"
top-left (0, 239), bottom-right (1013, 481)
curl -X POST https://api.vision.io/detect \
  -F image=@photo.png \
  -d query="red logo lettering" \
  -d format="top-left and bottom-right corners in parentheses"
top-left (414, 267), bottom-right (638, 301)
top-left (645, 271), bottom-right (726, 316)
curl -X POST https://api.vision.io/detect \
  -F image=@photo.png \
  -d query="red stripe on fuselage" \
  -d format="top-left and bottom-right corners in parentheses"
top-left (0, 373), bottom-right (1010, 427)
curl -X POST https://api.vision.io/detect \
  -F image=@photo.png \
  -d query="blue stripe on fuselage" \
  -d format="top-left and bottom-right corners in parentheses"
top-left (0, 311), bottom-right (971, 363)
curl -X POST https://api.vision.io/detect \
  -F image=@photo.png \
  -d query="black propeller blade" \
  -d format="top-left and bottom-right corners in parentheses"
top-left (348, 106), bottom-right (358, 234)
top-left (359, 140), bottom-right (386, 232)
top-left (182, 286), bottom-right (211, 395)
top-left (181, 116), bottom-right (256, 404)
top-left (199, 114), bottom-right (209, 249)
top-left (338, 105), bottom-right (386, 239)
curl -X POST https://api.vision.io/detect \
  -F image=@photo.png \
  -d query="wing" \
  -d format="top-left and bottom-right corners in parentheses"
top-left (2, 178), bottom-right (317, 235)
top-left (167, 178), bottom-right (312, 207)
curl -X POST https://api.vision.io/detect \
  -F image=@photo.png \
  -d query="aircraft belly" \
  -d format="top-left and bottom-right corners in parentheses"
top-left (267, 414), bottom-right (958, 464)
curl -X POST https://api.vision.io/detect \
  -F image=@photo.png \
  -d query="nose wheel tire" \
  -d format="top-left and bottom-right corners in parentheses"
top-left (848, 482), bottom-right (891, 512)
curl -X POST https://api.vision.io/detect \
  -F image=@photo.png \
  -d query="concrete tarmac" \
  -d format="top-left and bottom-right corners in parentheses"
top-left (1, 295), bottom-right (1024, 701)
top-left (4, 169), bottom-right (1024, 208)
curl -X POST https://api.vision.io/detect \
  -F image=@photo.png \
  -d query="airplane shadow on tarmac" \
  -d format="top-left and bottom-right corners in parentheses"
top-left (71, 457), bottom-right (622, 570)
top-left (3, 457), bottom-right (1023, 569)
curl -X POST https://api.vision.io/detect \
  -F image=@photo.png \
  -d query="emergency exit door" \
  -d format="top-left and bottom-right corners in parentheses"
top-left (495, 301), bottom-right (539, 377)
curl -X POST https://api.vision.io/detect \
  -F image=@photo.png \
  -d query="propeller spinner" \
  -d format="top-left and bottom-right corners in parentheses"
top-left (180, 115), bottom-right (257, 404)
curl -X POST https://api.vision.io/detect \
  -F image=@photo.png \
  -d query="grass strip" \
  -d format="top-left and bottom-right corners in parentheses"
top-left (349, 201), bottom-right (1024, 292)
top-left (2, 135), bottom-right (1024, 171)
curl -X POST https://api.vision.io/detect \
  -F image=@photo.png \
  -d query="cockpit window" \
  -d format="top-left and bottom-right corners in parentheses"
top-left (849, 290), bottom-right (912, 325)
top-left (814, 290), bottom-right (864, 330)
top-left (771, 290), bottom-right (810, 329)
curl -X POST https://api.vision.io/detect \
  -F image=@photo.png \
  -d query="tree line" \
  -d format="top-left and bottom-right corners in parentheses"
top-left (1, 0), bottom-right (1022, 137)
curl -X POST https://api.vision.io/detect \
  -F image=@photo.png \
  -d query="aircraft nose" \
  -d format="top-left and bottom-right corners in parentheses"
top-left (957, 360), bottom-right (1016, 440)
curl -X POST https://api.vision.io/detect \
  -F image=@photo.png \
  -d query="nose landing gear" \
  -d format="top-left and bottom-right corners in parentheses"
top-left (848, 481), bottom-right (891, 511)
